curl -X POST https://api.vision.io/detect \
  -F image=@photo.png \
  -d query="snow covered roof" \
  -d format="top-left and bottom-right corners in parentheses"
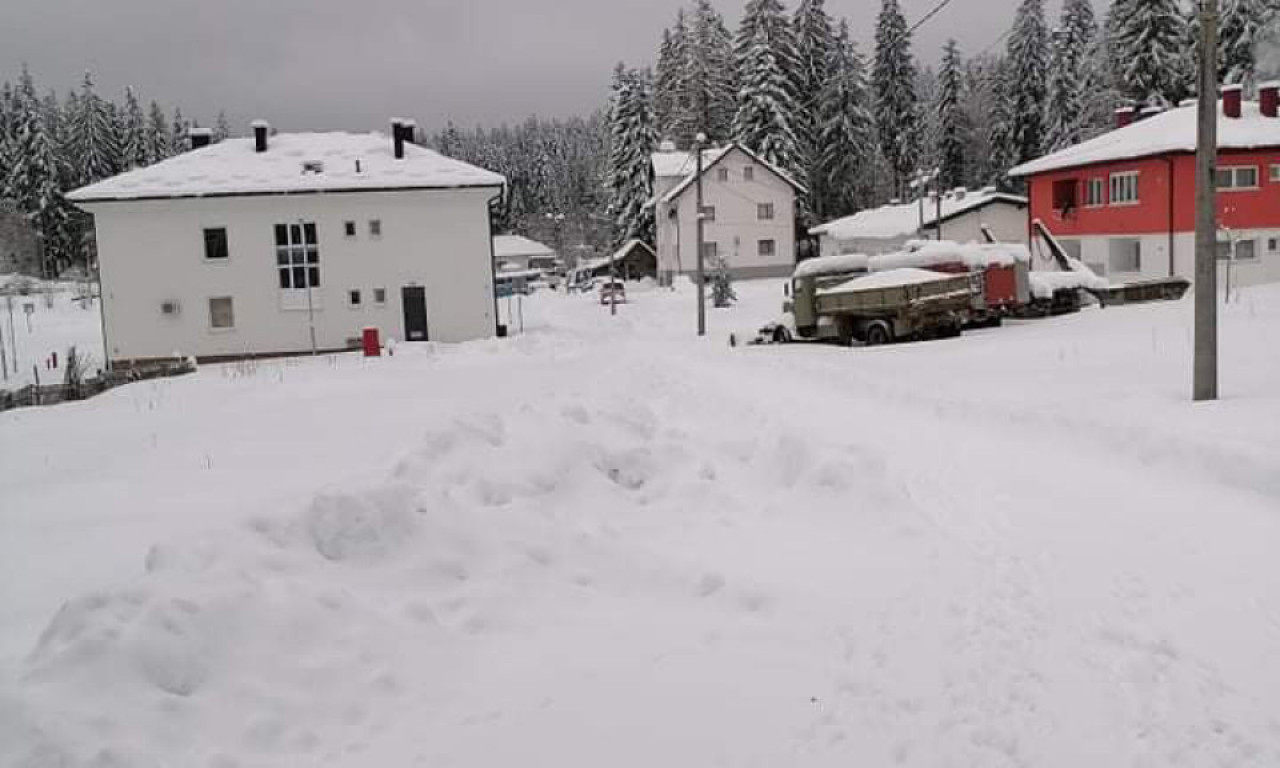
top-left (651, 147), bottom-right (728, 179)
top-left (67, 132), bottom-right (506, 204)
top-left (810, 189), bottom-right (1027, 240)
top-left (493, 235), bottom-right (556, 260)
top-left (655, 143), bottom-right (806, 204)
top-left (1009, 100), bottom-right (1280, 177)
top-left (571, 241), bottom-right (654, 274)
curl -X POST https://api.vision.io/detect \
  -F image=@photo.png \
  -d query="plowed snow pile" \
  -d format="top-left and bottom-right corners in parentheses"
top-left (2, 280), bottom-right (1279, 767)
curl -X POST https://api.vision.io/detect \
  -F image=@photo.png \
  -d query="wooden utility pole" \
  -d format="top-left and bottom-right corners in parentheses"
top-left (1194, 0), bottom-right (1219, 401)
top-left (695, 132), bottom-right (707, 337)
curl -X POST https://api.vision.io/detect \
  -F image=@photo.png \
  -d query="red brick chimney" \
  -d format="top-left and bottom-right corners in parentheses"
top-left (1115, 106), bottom-right (1136, 129)
top-left (1223, 84), bottom-right (1243, 119)
top-left (1261, 81), bottom-right (1279, 118)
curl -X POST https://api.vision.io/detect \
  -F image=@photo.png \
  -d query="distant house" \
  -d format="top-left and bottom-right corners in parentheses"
top-left (493, 234), bottom-right (560, 272)
top-left (810, 188), bottom-right (1028, 258)
top-left (651, 142), bottom-right (803, 280)
top-left (571, 239), bottom-right (658, 283)
top-left (0, 200), bottom-right (40, 276)
top-left (67, 120), bottom-right (506, 367)
top-left (1009, 84), bottom-right (1280, 286)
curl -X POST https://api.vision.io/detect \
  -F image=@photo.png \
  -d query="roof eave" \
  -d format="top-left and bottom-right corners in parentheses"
top-left (67, 181), bottom-right (507, 206)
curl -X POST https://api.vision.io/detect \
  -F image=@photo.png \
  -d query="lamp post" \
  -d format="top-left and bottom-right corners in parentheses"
top-left (695, 132), bottom-right (707, 337)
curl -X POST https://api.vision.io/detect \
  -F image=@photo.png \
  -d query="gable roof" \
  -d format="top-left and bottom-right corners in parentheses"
top-left (809, 189), bottom-right (1027, 240)
top-left (493, 235), bottom-right (556, 260)
top-left (652, 147), bottom-right (729, 179)
top-left (1009, 100), bottom-right (1280, 177)
top-left (67, 132), bottom-right (506, 204)
top-left (655, 143), bottom-right (806, 205)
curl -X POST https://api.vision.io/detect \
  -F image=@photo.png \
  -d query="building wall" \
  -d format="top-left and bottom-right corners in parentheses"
top-left (1029, 149), bottom-right (1280, 284)
top-left (83, 187), bottom-right (499, 364)
top-left (656, 148), bottom-right (797, 279)
top-left (1055, 230), bottom-right (1280, 286)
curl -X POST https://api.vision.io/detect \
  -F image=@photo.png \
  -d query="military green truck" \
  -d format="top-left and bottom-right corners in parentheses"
top-left (762, 264), bottom-right (981, 346)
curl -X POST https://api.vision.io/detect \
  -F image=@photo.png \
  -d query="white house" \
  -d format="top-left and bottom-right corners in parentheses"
top-left (67, 121), bottom-right (506, 366)
top-left (493, 234), bottom-right (559, 272)
top-left (652, 142), bottom-right (802, 280)
top-left (810, 188), bottom-right (1028, 258)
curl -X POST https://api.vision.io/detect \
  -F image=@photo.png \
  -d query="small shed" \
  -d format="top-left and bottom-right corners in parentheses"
top-left (571, 240), bottom-right (658, 284)
top-left (493, 235), bottom-right (560, 272)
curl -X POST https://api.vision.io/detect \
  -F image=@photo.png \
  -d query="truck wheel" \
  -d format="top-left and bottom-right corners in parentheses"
top-left (865, 321), bottom-right (891, 347)
top-left (772, 326), bottom-right (792, 344)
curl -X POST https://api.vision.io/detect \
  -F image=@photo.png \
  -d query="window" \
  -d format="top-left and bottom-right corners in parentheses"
top-left (344, 221), bottom-right (356, 237)
top-left (369, 219), bottom-right (382, 237)
top-left (1271, 165), bottom-right (1280, 183)
top-left (1216, 166), bottom-right (1259, 190)
top-left (373, 288), bottom-right (387, 305)
top-left (700, 206), bottom-right (716, 222)
top-left (717, 168), bottom-right (729, 182)
top-left (1109, 172), bottom-right (1139, 205)
top-left (208, 297), bottom-right (234, 329)
top-left (1084, 178), bottom-right (1105, 207)
top-left (1220, 239), bottom-right (1258, 261)
top-left (701, 241), bottom-right (718, 261)
top-left (1269, 238), bottom-right (1279, 253)
top-left (348, 289), bottom-right (362, 307)
top-left (1052, 179), bottom-right (1078, 212)
top-left (1108, 238), bottom-right (1141, 273)
top-left (758, 239), bottom-right (776, 257)
top-left (203, 228), bottom-right (228, 260)
top-left (743, 166), bottom-right (755, 182)
top-left (275, 222), bottom-right (320, 290)
top-left (757, 203), bottom-right (775, 220)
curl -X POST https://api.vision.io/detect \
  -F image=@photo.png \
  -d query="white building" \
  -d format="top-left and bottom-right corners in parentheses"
top-left (67, 121), bottom-right (506, 366)
top-left (493, 235), bottom-right (559, 272)
top-left (810, 188), bottom-right (1028, 258)
top-left (652, 142), bottom-right (802, 280)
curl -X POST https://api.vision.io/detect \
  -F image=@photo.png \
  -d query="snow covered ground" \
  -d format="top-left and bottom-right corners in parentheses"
top-left (2, 279), bottom-right (1278, 767)
top-left (0, 283), bottom-right (105, 391)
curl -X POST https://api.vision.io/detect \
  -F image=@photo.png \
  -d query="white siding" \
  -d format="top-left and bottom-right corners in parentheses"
top-left (1047, 229), bottom-right (1280, 287)
top-left (655, 148), bottom-right (797, 279)
top-left (84, 187), bottom-right (499, 363)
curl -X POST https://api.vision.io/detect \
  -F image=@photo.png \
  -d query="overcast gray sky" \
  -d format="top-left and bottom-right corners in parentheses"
top-left (3, 0), bottom-right (1087, 134)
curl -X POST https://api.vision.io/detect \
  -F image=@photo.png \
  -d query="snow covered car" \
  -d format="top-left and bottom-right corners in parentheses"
top-left (598, 280), bottom-right (626, 305)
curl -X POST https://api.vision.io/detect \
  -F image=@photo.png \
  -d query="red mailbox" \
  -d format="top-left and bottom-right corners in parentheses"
top-left (362, 327), bottom-right (381, 357)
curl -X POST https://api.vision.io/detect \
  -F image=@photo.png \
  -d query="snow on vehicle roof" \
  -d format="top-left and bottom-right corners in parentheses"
top-left (870, 241), bottom-right (1030, 270)
top-left (1009, 100), bottom-right (1280, 177)
top-left (67, 132), bottom-right (506, 203)
top-left (493, 235), bottom-right (556, 260)
top-left (817, 267), bottom-right (959, 295)
top-left (809, 189), bottom-right (1027, 240)
top-left (793, 253), bottom-right (871, 278)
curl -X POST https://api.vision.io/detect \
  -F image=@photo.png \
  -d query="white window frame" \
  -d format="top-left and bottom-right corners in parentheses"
top-left (369, 219), bottom-right (383, 238)
top-left (716, 167), bottom-right (729, 182)
top-left (700, 241), bottom-right (718, 261)
top-left (1268, 237), bottom-right (1279, 254)
top-left (343, 220), bottom-right (357, 238)
top-left (373, 287), bottom-right (387, 306)
top-left (1221, 238), bottom-right (1258, 261)
top-left (758, 239), bottom-right (776, 257)
top-left (203, 227), bottom-right (229, 262)
top-left (1109, 172), bottom-right (1140, 206)
top-left (1216, 165), bottom-right (1260, 191)
top-left (1084, 178), bottom-right (1105, 207)
top-left (743, 166), bottom-right (755, 182)
top-left (757, 203), bottom-right (775, 221)
top-left (208, 296), bottom-right (235, 331)
top-left (1108, 238), bottom-right (1142, 274)
top-left (348, 289), bottom-right (363, 308)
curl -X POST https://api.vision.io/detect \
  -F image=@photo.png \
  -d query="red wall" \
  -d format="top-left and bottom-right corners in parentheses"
top-left (1027, 149), bottom-right (1280, 237)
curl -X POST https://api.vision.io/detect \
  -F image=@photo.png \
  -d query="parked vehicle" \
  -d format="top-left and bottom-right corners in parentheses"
top-left (768, 266), bottom-right (978, 346)
top-left (598, 279), bottom-right (626, 305)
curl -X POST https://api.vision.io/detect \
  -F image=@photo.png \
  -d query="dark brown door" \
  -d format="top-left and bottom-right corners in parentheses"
top-left (402, 286), bottom-right (428, 341)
